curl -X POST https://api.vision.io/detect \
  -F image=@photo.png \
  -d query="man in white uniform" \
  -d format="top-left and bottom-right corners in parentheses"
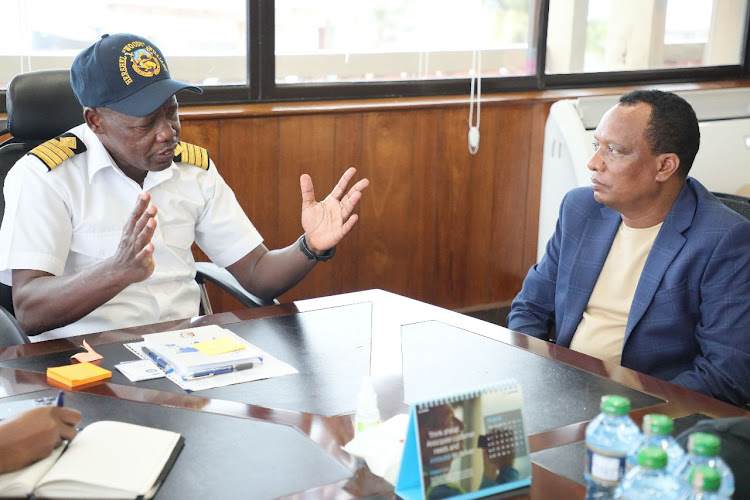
top-left (0, 33), bottom-right (369, 341)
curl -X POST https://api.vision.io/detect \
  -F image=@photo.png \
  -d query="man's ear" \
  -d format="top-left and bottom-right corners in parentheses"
top-left (83, 107), bottom-right (103, 133)
top-left (656, 153), bottom-right (681, 182)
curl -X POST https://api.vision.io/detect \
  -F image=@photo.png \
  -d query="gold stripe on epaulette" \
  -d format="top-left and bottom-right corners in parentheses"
top-left (173, 141), bottom-right (209, 170)
top-left (28, 133), bottom-right (87, 171)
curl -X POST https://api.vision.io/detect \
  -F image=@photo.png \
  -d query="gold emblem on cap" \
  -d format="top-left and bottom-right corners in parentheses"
top-left (118, 40), bottom-right (165, 85)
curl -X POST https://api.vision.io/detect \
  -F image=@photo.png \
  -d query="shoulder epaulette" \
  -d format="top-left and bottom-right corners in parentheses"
top-left (27, 133), bottom-right (87, 171)
top-left (173, 142), bottom-right (209, 170)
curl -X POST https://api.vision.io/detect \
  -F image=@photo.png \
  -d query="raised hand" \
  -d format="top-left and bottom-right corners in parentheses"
top-left (112, 192), bottom-right (158, 283)
top-left (300, 167), bottom-right (369, 253)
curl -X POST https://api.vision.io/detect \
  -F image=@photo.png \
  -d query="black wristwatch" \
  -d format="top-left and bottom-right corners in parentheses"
top-left (298, 234), bottom-right (336, 262)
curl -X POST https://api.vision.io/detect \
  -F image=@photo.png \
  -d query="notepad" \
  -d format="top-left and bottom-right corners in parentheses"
top-left (0, 420), bottom-right (183, 499)
top-left (142, 325), bottom-right (263, 378)
top-left (46, 363), bottom-right (112, 388)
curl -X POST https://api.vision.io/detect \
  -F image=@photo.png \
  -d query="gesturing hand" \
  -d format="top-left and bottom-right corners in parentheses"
top-left (113, 192), bottom-right (158, 283)
top-left (300, 167), bottom-right (369, 253)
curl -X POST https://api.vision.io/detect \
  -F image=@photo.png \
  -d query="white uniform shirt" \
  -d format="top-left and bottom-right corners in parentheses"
top-left (0, 123), bottom-right (263, 341)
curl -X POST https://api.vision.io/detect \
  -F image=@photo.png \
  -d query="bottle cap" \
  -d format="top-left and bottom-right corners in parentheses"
top-left (689, 465), bottom-right (721, 492)
top-left (637, 446), bottom-right (668, 469)
top-left (641, 414), bottom-right (673, 436)
top-left (688, 433), bottom-right (721, 457)
top-left (600, 395), bottom-right (631, 415)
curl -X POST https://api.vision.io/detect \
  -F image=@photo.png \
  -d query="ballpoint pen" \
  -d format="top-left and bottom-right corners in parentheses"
top-left (56, 390), bottom-right (64, 407)
top-left (182, 361), bottom-right (256, 381)
top-left (142, 346), bottom-right (174, 374)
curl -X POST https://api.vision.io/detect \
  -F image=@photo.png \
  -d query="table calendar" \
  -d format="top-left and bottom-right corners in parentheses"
top-left (395, 379), bottom-right (531, 500)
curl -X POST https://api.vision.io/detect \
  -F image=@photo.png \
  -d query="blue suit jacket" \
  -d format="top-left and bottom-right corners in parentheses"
top-left (508, 178), bottom-right (750, 406)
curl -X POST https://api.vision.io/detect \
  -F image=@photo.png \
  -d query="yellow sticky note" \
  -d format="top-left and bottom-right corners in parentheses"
top-left (192, 338), bottom-right (246, 356)
top-left (47, 363), bottom-right (112, 388)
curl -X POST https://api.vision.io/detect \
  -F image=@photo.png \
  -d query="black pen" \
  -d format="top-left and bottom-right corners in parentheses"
top-left (182, 361), bottom-right (256, 381)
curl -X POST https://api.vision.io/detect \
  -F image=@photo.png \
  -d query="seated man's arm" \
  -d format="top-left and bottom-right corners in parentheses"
top-left (227, 168), bottom-right (368, 301)
top-left (669, 219), bottom-right (750, 406)
top-left (506, 200), bottom-right (566, 340)
top-left (12, 193), bottom-right (158, 336)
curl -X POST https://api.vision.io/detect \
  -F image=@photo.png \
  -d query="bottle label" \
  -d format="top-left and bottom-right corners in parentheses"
top-left (586, 445), bottom-right (626, 486)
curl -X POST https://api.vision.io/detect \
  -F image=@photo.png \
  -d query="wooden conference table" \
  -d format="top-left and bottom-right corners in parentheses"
top-left (0, 289), bottom-right (747, 499)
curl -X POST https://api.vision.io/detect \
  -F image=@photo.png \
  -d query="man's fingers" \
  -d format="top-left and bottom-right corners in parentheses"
top-left (330, 167), bottom-right (357, 200)
top-left (300, 173), bottom-right (317, 209)
top-left (126, 192), bottom-right (151, 230)
top-left (53, 407), bottom-right (82, 427)
top-left (342, 213), bottom-right (359, 233)
top-left (136, 243), bottom-right (155, 262)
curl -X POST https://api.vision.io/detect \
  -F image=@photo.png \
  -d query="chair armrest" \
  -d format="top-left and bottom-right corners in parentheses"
top-left (0, 304), bottom-right (29, 346)
top-left (194, 262), bottom-right (278, 308)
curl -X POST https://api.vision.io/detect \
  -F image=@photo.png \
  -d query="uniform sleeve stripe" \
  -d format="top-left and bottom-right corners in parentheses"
top-left (37, 144), bottom-right (68, 165)
top-left (187, 143), bottom-right (196, 165)
top-left (48, 139), bottom-right (75, 158)
top-left (31, 148), bottom-right (59, 170)
top-left (200, 147), bottom-right (209, 169)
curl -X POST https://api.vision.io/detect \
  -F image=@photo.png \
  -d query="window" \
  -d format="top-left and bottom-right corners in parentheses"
top-left (274, 0), bottom-right (538, 84)
top-left (1, 0), bottom-right (247, 89)
top-left (545, 0), bottom-right (747, 74)
top-left (1, 0), bottom-right (749, 111)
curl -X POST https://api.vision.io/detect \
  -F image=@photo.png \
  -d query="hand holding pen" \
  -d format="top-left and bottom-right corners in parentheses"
top-left (0, 394), bottom-right (81, 473)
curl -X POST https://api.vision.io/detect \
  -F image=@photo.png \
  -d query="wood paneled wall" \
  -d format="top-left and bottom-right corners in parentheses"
top-left (179, 97), bottom-right (552, 313)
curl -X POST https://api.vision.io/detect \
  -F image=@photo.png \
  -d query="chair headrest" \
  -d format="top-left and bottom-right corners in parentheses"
top-left (6, 69), bottom-right (84, 140)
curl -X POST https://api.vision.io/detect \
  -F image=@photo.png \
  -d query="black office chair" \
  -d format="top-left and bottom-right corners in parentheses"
top-left (0, 69), bottom-right (83, 317)
top-left (0, 69), bottom-right (274, 319)
top-left (712, 192), bottom-right (750, 221)
top-left (0, 304), bottom-right (29, 346)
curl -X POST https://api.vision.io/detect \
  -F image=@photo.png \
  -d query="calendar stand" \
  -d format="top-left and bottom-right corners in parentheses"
top-left (395, 380), bottom-right (532, 500)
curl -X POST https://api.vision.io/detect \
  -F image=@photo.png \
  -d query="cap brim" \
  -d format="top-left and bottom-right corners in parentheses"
top-left (104, 78), bottom-right (202, 117)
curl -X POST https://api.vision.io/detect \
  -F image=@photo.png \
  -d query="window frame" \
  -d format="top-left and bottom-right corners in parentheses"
top-left (2, 0), bottom-right (750, 114)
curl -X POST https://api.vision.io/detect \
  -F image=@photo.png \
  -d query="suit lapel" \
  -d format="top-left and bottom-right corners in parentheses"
top-left (559, 205), bottom-right (620, 345)
top-left (625, 182), bottom-right (696, 340)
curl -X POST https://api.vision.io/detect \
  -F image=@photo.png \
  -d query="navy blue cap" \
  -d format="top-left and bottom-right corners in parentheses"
top-left (70, 33), bottom-right (202, 117)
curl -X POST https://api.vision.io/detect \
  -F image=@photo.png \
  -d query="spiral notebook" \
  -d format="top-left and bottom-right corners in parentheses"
top-left (395, 379), bottom-right (531, 500)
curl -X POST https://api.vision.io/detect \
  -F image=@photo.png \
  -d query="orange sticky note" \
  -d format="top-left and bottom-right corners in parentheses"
top-left (192, 337), bottom-right (246, 356)
top-left (47, 362), bottom-right (111, 388)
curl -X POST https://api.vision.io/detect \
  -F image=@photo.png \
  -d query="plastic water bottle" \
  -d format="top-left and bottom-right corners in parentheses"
top-left (585, 395), bottom-right (641, 499)
top-left (615, 447), bottom-right (690, 499)
top-left (354, 375), bottom-right (381, 434)
top-left (673, 433), bottom-right (734, 498)
top-left (626, 414), bottom-right (685, 473)
top-left (688, 465), bottom-right (729, 499)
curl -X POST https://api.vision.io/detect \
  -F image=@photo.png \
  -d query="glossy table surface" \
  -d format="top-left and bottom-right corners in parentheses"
top-left (1, 289), bottom-right (747, 499)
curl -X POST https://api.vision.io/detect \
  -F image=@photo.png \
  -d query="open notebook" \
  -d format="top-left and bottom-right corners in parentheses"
top-left (0, 420), bottom-right (183, 499)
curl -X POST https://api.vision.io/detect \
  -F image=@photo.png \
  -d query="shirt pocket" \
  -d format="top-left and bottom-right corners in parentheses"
top-left (163, 223), bottom-right (195, 251)
top-left (68, 231), bottom-right (121, 273)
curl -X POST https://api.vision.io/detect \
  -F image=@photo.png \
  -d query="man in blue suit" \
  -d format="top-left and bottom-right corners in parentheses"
top-left (508, 90), bottom-right (750, 407)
